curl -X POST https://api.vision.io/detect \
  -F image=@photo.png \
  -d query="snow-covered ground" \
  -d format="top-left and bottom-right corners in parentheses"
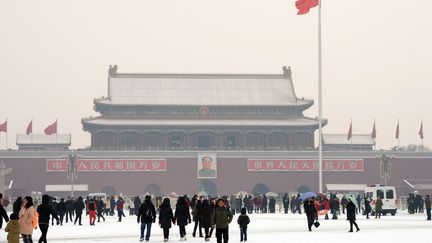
top-left (1, 211), bottom-right (431, 243)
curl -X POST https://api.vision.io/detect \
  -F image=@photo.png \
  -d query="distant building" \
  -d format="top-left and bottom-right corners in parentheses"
top-left (82, 66), bottom-right (326, 150)
top-left (323, 134), bottom-right (374, 151)
top-left (16, 134), bottom-right (71, 150)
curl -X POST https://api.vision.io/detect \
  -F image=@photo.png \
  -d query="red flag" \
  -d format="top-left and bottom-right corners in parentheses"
top-left (296, 0), bottom-right (319, 15)
top-left (395, 121), bottom-right (400, 139)
top-left (0, 120), bottom-right (7, 133)
top-left (371, 121), bottom-right (376, 140)
top-left (347, 121), bottom-right (352, 140)
top-left (419, 121), bottom-right (424, 139)
top-left (44, 121), bottom-right (57, 135)
top-left (26, 120), bottom-right (33, 135)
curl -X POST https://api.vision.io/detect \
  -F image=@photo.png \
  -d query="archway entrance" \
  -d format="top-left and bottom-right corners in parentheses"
top-left (101, 186), bottom-right (116, 197)
top-left (197, 180), bottom-right (217, 196)
top-left (251, 183), bottom-right (269, 195)
top-left (144, 184), bottom-right (162, 197)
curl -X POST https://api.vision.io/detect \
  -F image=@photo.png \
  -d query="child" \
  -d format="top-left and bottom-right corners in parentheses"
top-left (5, 213), bottom-right (20, 243)
top-left (237, 208), bottom-right (250, 242)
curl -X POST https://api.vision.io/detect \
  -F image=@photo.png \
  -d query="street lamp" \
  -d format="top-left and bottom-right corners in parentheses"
top-left (63, 153), bottom-right (81, 197)
top-left (376, 151), bottom-right (394, 186)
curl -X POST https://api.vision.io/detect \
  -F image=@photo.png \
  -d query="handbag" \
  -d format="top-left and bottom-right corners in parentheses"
top-left (313, 221), bottom-right (320, 228)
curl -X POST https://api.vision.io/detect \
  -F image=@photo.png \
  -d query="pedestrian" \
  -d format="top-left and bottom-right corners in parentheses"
top-left (88, 197), bottom-right (97, 225)
top-left (74, 196), bottom-right (85, 225)
top-left (65, 197), bottom-right (74, 223)
top-left (116, 197), bottom-right (125, 222)
top-left (212, 198), bottom-right (233, 243)
top-left (96, 197), bottom-right (105, 223)
top-left (364, 196), bottom-right (371, 219)
top-left (5, 212), bottom-right (20, 243)
top-left (199, 199), bottom-right (213, 241)
top-left (346, 200), bottom-right (360, 232)
top-left (158, 198), bottom-right (174, 242)
top-left (282, 193), bottom-right (289, 214)
top-left (237, 208), bottom-right (250, 242)
top-left (128, 197), bottom-right (135, 216)
top-left (37, 194), bottom-right (59, 243)
top-left (49, 198), bottom-right (58, 226)
top-left (304, 197), bottom-right (318, 232)
top-left (105, 197), bottom-right (111, 216)
top-left (425, 195), bottom-right (431, 220)
top-left (137, 195), bottom-right (156, 242)
top-left (0, 193), bottom-right (10, 230)
top-left (19, 196), bottom-right (35, 243)
top-left (12, 197), bottom-right (22, 216)
top-left (174, 196), bottom-right (191, 241)
top-left (375, 196), bottom-right (383, 219)
top-left (57, 198), bottom-right (66, 226)
top-left (192, 196), bottom-right (203, 238)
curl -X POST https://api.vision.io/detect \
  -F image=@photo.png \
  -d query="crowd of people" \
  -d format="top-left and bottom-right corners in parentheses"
top-left (0, 191), bottom-right (431, 243)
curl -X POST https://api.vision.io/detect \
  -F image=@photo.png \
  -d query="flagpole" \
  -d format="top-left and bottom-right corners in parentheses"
top-left (421, 119), bottom-right (424, 148)
top-left (5, 119), bottom-right (8, 150)
top-left (31, 118), bottom-right (33, 144)
top-left (397, 119), bottom-right (400, 149)
top-left (56, 118), bottom-right (58, 144)
top-left (318, 0), bottom-right (323, 194)
top-left (373, 119), bottom-right (376, 149)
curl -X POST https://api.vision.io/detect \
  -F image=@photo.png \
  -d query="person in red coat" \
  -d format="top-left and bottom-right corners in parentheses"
top-left (88, 198), bottom-right (97, 225)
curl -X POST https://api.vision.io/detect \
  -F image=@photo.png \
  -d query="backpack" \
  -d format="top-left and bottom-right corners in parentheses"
top-left (32, 211), bottom-right (39, 229)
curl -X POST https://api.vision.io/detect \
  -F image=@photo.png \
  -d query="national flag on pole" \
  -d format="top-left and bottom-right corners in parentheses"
top-left (371, 121), bottom-right (376, 140)
top-left (395, 121), bottom-right (400, 139)
top-left (44, 120), bottom-right (57, 135)
top-left (26, 120), bottom-right (33, 135)
top-left (0, 120), bottom-right (7, 133)
top-left (419, 120), bottom-right (424, 139)
top-left (347, 121), bottom-right (352, 140)
top-left (295, 0), bottom-right (319, 15)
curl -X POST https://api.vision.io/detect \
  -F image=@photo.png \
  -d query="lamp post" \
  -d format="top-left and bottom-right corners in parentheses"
top-left (64, 154), bottom-right (80, 198)
top-left (376, 151), bottom-right (393, 186)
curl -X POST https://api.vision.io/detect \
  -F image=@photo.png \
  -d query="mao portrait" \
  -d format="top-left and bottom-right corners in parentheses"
top-left (197, 154), bottom-right (217, 179)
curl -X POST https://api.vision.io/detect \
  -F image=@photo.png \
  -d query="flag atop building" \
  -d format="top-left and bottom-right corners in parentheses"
top-left (395, 121), bottom-right (400, 139)
top-left (26, 120), bottom-right (33, 135)
top-left (371, 121), bottom-right (376, 140)
top-left (44, 120), bottom-right (57, 135)
top-left (347, 121), bottom-right (352, 140)
top-left (295, 0), bottom-right (319, 15)
top-left (0, 120), bottom-right (7, 133)
top-left (419, 120), bottom-right (424, 139)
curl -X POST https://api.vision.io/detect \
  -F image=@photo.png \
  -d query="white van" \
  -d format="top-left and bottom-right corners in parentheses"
top-left (88, 192), bottom-right (107, 202)
top-left (364, 185), bottom-right (397, 216)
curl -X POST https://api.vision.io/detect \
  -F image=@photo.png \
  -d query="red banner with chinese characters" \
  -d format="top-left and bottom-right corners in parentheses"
top-left (247, 159), bottom-right (363, 172)
top-left (47, 159), bottom-right (167, 172)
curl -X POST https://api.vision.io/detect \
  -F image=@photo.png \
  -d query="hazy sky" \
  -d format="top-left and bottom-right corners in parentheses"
top-left (0, 0), bottom-right (431, 149)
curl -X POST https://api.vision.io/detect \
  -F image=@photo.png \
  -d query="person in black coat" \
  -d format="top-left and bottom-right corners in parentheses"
top-left (74, 196), bottom-right (85, 225)
top-left (304, 197), bottom-right (317, 231)
top-left (65, 197), bottom-right (74, 223)
top-left (198, 199), bottom-right (213, 241)
top-left (13, 197), bottom-right (22, 216)
top-left (237, 207), bottom-right (250, 242)
top-left (96, 197), bottom-right (105, 223)
top-left (57, 198), bottom-right (67, 225)
top-left (0, 193), bottom-right (9, 230)
top-left (282, 193), bottom-right (289, 214)
top-left (159, 198), bottom-right (174, 242)
top-left (192, 197), bottom-right (203, 238)
top-left (174, 196), bottom-right (191, 241)
top-left (137, 195), bottom-right (156, 242)
top-left (346, 200), bottom-right (360, 232)
top-left (364, 196), bottom-right (371, 219)
top-left (37, 194), bottom-right (59, 243)
top-left (50, 198), bottom-right (59, 226)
